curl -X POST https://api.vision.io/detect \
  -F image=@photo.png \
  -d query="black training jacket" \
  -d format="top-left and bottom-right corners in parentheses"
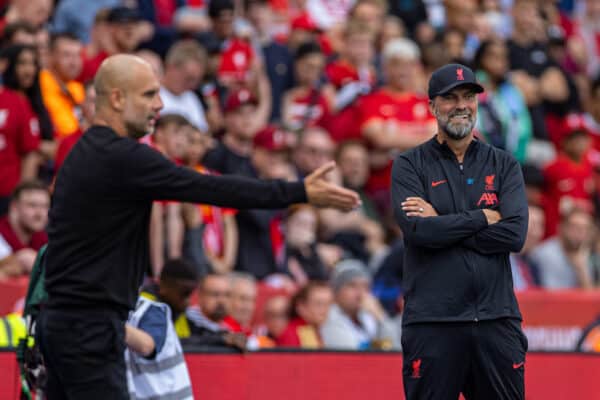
top-left (391, 136), bottom-right (528, 326)
top-left (46, 126), bottom-right (307, 316)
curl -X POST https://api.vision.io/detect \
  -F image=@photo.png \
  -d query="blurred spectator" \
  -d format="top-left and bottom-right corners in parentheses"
top-left (542, 124), bottom-right (595, 237)
top-left (0, 0), bottom-right (53, 33)
top-left (1, 20), bottom-right (37, 47)
top-left (2, 44), bottom-right (54, 166)
top-left (348, 0), bottom-right (386, 38)
top-left (570, 0), bottom-right (600, 78)
top-left (522, 163), bottom-right (546, 206)
top-left (508, 0), bottom-right (569, 140)
top-left (160, 40), bottom-right (209, 132)
top-left (182, 125), bottom-right (238, 275)
top-left (276, 281), bottom-right (333, 348)
top-left (305, 0), bottom-right (354, 31)
top-left (136, 49), bottom-right (164, 79)
top-left (140, 258), bottom-right (200, 342)
top-left (282, 41), bottom-right (334, 133)
top-left (530, 207), bottom-right (597, 289)
top-left (54, 81), bottom-right (96, 173)
top-left (78, 7), bottom-right (147, 83)
top-left (203, 88), bottom-right (260, 176)
top-left (358, 37), bottom-right (435, 214)
top-left (321, 259), bottom-right (398, 350)
top-left (0, 180), bottom-right (49, 279)
top-left (318, 141), bottom-right (386, 264)
top-left (292, 126), bottom-right (335, 178)
top-left (441, 28), bottom-right (467, 65)
top-left (287, 12), bottom-right (321, 52)
top-left (583, 78), bottom-right (600, 140)
top-left (251, 124), bottom-right (295, 180)
top-left (0, 74), bottom-right (42, 215)
top-left (185, 273), bottom-right (248, 350)
top-left (285, 204), bottom-right (330, 284)
top-left (387, 0), bottom-right (426, 37)
top-left (444, 0), bottom-right (479, 60)
top-left (245, 0), bottom-right (294, 122)
top-left (325, 21), bottom-right (376, 142)
top-left (474, 39), bottom-right (532, 163)
top-left (40, 32), bottom-right (84, 139)
top-left (144, 114), bottom-right (191, 276)
top-left (510, 205), bottom-right (545, 290)
top-left (222, 272), bottom-right (257, 335)
top-left (33, 26), bottom-right (49, 69)
top-left (51, 0), bottom-right (121, 43)
top-left (256, 294), bottom-right (290, 343)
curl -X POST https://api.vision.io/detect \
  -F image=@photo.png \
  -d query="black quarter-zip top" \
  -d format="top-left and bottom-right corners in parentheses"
top-left (391, 136), bottom-right (528, 325)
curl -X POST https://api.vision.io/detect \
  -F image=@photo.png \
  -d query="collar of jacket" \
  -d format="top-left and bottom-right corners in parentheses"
top-left (427, 135), bottom-right (482, 164)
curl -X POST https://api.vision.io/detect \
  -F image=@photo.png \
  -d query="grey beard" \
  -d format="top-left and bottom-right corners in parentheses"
top-left (443, 118), bottom-right (476, 140)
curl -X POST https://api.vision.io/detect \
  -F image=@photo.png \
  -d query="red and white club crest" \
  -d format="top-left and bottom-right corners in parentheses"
top-left (456, 68), bottom-right (464, 81)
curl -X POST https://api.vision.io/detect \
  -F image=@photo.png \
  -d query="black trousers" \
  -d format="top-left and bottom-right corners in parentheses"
top-left (37, 308), bottom-right (128, 400)
top-left (402, 318), bottom-right (527, 400)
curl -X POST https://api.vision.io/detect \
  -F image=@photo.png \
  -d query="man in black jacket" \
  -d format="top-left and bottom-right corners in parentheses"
top-left (391, 64), bottom-right (529, 400)
top-left (37, 54), bottom-right (359, 400)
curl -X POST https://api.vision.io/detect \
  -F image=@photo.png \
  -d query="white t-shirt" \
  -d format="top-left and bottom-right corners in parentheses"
top-left (159, 87), bottom-right (209, 132)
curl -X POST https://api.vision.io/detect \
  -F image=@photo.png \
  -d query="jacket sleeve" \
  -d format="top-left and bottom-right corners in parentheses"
top-left (119, 141), bottom-right (307, 209)
top-left (462, 156), bottom-right (528, 254)
top-left (391, 154), bottom-right (488, 249)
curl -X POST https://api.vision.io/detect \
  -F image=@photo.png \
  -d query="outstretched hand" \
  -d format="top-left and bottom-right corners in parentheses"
top-left (305, 161), bottom-right (361, 212)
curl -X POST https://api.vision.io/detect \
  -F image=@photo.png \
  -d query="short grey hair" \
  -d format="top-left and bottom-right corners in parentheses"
top-left (382, 37), bottom-right (421, 62)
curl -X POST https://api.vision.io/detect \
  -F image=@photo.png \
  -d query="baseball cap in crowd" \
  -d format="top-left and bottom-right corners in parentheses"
top-left (552, 113), bottom-right (590, 144)
top-left (291, 13), bottom-right (320, 32)
top-left (428, 63), bottom-right (484, 100)
top-left (106, 6), bottom-right (142, 24)
top-left (224, 88), bottom-right (258, 113)
top-left (254, 125), bottom-right (290, 152)
top-left (331, 259), bottom-right (371, 292)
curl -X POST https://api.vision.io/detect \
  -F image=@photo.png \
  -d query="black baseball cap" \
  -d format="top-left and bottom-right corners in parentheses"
top-left (107, 7), bottom-right (142, 24)
top-left (428, 63), bottom-right (484, 100)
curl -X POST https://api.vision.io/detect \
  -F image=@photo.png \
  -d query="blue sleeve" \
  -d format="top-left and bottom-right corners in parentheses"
top-left (391, 154), bottom-right (488, 249)
top-left (138, 305), bottom-right (168, 359)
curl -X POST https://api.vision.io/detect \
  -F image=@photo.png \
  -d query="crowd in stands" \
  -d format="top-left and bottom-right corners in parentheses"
top-left (1, 0), bottom-right (600, 352)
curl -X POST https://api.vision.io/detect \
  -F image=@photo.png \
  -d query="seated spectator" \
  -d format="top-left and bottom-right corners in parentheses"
top-left (321, 259), bottom-right (398, 350)
top-left (0, 58), bottom-right (43, 215)
top-left (542, 125), bottom-right (595, 237)
top-left (285, 204), bottom-right (331, 284)
top-left (318, 140), bottom-right (386, 264)
top-left (276, 281), bottom-right (333, 348)
top-left (510, 205), bottom-right (545, 290)
top-left (160, 40), bottom-right (209, 132)
top-left (256, 295), bottom-right (290, 345)
top-left (222, 272), bottom-right (258, 336)
top-left (185, 273), bottom-right (247, 351)
top-left (292, 126), bottom-right (335, 178)
top-left (530, 207), bottom-right (597, 289)
top-left (281, 41), bottom-right (334, 133)
top-left (182, 125), bottom-right (238, 275)
top-left (474, 39), bottom-right (532, 163)
top-left (39, 33), bottom-right (84, 139)
top-left (2, 45), bottom-right (55, 162)
top-left (0, 181), bottom-right (49, 279)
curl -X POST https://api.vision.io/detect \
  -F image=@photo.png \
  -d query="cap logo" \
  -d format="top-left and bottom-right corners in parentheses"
top-left (456, 68), bottom-right (464, 81)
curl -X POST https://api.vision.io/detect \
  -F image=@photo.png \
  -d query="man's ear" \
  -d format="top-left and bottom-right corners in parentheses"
top-left (110, 88), bottom-right (125, 112)
top-left (428, 99), bottom-right (435, 116)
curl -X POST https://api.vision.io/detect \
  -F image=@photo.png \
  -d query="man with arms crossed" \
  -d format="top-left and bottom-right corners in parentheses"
top-left (37, 54), bottom-right (359, 400)
top-left (391, 64), bottom-right (528, 399)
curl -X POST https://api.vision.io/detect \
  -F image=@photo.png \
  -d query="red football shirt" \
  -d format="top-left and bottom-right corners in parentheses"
top-left (359, 89), bottom-right (436, 192)
top-left (542, 153), bottom-right (595, 237)
top-left (54, 129), bottom-right (83, 173)
top-left (0, 88), bottom-right (41, 197)
top-left (0, 216), bottom-right (48, 252)
top-left (285, 87), bottom-right (331, 131)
